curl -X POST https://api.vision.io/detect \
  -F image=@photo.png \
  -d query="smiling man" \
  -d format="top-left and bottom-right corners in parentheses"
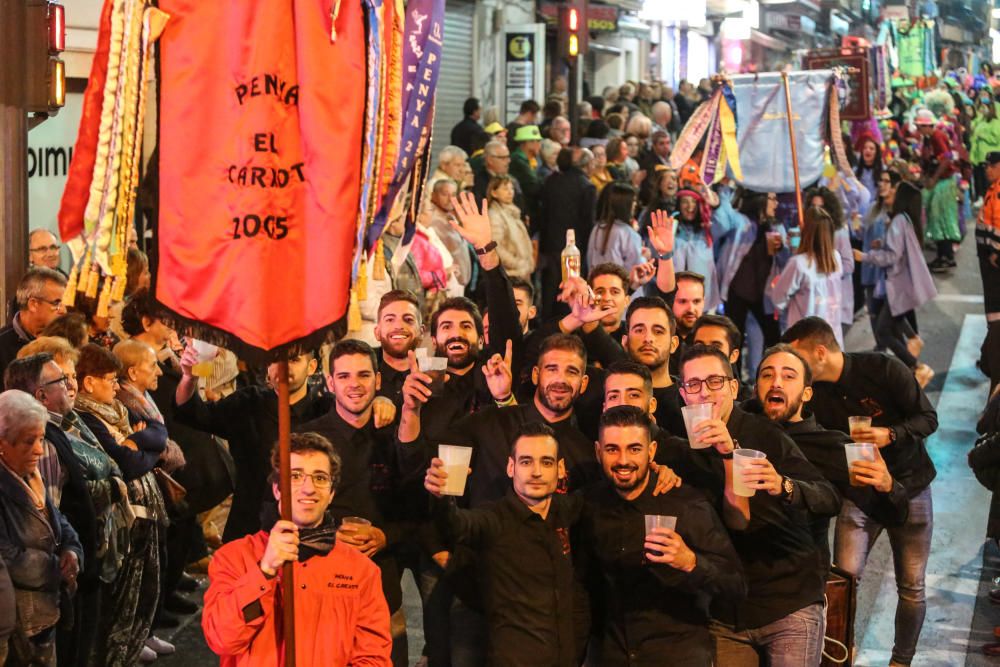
top-left (373, 290), bottom-right (424, 410)
top-left (203, 432), bottom-right (391, 666)
top-left (621, 296), bottom-right (685, 437)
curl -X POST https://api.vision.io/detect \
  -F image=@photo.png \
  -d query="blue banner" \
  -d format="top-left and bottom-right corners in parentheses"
top-left (367, 0), bottom-right (445, 249)
top-left (729, 70), bottom-right (831, 193)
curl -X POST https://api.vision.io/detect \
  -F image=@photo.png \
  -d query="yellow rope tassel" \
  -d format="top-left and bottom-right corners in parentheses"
top-left (85, 267), bottom-right (100, 299)
top-left (62, 265), bottom-right (78, 308)
top-left (356, 260), bottom-right (368, 302)
top-left (372, 239), bottom-right (386, 281)
top-left (97, 277), bottom-right (113, 318)
top-left (112, 276), bottom-right (127, 302)
top-left (78, 252), bottom-right (92, 293)
top-left (347, 288), bottom-right (362, 332)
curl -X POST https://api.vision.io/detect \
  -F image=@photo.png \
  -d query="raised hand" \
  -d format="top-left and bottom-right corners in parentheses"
top-left (449, 191), bottom-right (493, 249)
top-left (557, 275), bottom-right (592, 305)
top-left (648, 209), bottom-right (675, 256)
top-left (629, 261), bottom-right (657, 290)
top-left (372, 396), bottom-right (397, 428)
top-left (482, 339), bottom-right (514, 401)
top-left (401, 351), bottom-right (433, 412)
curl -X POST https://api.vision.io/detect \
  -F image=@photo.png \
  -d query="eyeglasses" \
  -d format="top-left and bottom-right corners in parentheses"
top-left (290, 470), bottom-right (333, 489)
top-left (39, 375), bottom-right (69, 389)
top-left (29, 244), bottom-right (60, 253)
top-left (679, 375), bottom-right (732, 393)
top-left (489, 154), bottom-right (511, 160)
top-left (30, 296), bottom-right (64, 309)
top-left (99, 374), bottom-right (120, 385)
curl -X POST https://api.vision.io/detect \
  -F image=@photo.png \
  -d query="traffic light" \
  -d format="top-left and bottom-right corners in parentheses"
top-left (25, 0), bottom-right (66, 114)
top-left (557, 2), bottom-right (588, 65)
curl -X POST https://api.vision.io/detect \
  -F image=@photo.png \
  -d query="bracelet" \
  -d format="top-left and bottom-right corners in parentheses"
top-left (495, 393), bottom-right (516, 407)
top-left (656, 249), bottom-right (674, 261)
top-left (475, 241), bottom-right (497, 256)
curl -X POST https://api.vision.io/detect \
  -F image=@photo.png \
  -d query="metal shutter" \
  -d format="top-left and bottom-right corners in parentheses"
top-left (431, 0), bottom-right (475, 160)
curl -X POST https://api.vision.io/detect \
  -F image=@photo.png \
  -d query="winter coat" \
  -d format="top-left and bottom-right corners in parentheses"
top-left (488, 202), bottom-right (534, 280)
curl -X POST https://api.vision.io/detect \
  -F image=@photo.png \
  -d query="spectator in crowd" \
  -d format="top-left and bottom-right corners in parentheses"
top-left (473, 140), bottom-right (522, 207)
top-left (0, 268), bottom-right (68, 377)
top-left (0, 390), bottom-right (82, 667)
top-left (638, 165), bottom-right (679, 239)
top-left (549, 116), bottom-right (571, 147)
top-left (202, 433), bottom-right (392, 665)
top-left (537, 138), bottom-right (561, 181)
top-left (505, 99), bottom-right (540, 150)
top-left (651, 100), bottom-right (678, 138)
top-left (27, 230), bottom-right (64, 273)
top-left (587, 182), bottom-right (645, 273)
top-left (673, 189), bottom-right (721, 312)
top-left (450, 97), bottom-right (484, 155)
top-left (509, 125), bottom-right (543, 222)
top-left (41, 312), bottom-right (89, 349)
top-left (916, 109), bottom-right (961, 272)
top-left (588, 144), bottom-right (614, 194)
top-left (538, 99), bottom-right (562, 137)
top-left (424, 179), bottom-right (473, 293)
top-left (486, 175), bottom-right (534, 282)
top-left (427, 145), bottom-right (468, 193)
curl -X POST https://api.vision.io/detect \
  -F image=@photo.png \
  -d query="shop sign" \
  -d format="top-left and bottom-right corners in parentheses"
top-left (539, 2), bottom-right (619, 32)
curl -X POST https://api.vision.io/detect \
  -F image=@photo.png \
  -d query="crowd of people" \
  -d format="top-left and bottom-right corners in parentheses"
top-left (0, 69), bottom-right (998, 667)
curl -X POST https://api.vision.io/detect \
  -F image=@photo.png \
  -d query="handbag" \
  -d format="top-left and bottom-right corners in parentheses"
top-left (152, 466), bottom-right (188, 514)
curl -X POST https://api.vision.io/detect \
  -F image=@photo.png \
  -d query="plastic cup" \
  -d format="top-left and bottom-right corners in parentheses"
top-left (765, 231), bottom-right (783, 255)
top-left (681, 403), bottom-right (714, 448)
top-left (439, 445), bottom-right (473, 496)
top-left (848, 416), bottom-right (872, 441)
top-left (418, 356), bottom-right (448, 396)
top-left (788, 227), bottom-right (801, 250)
top-left (732, 449), bottom-right (767, 497)
top-left (339, 516), bottom-right (372, 537)
top-left (845, 443), bottom-right (876, 487)
top-left (190, 339), bottom-right (218, 378)
top-left (644, 515), bottom-right (677, 558)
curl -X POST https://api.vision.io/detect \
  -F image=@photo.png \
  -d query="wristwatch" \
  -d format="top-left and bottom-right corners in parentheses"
top-left (888, 427), bottom-right (897, 443)
top-left (781, 477), bottom-right (795, 501)
top-left (475, 240), bottom-right (497, 256)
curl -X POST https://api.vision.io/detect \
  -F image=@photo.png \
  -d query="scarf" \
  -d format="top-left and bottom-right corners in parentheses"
top-left (116, 382), bottom-right (163, 423)
top-left (299, 517), bottom-right (338, 561)
top-left (677, 188), bottom-right (713, 246)
top-left (74, 393), bottom-right (133, 443)
top-left (0, 458), bottom-right (46, 511)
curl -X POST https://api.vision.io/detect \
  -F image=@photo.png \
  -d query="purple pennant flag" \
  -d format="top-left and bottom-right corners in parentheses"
top-left (367, 0), bottom-right (445, 249)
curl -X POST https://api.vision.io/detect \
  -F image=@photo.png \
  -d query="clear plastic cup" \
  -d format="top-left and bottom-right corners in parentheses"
top-left (732, 448), bottom-right (767, 497)
top-left (682, 403), bottom-right (714, 448)
top-left (848, 416), bottom-right (872, 441)
top-left (439, 445), bottom-right (473, 496)
top-left (845, 443), bottom-right (876, 487)
top-left (190, 339), bottom-right (218, 378)
top-left (644, 514), bottom-right (677, 559)
top-left (418, 356), bottom-right (448, 396)
top-left (339, 516), bottom-right (372, 537)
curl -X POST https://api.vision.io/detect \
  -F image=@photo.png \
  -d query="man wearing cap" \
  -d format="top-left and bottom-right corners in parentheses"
top-left (469, 122), bottom-right (508, 174)
top-left (509, 125), bottom-right (544, 223)
top-left (506, 99), bottom-right (540, 151)
top-left (979, 151), bottom-right (1000, 392)
top-left (915, 108), bottom-right (961, 272)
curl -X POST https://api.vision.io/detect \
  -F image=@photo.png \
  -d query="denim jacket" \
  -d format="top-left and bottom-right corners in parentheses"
top-left (0, 464), bottom-right (83, 637)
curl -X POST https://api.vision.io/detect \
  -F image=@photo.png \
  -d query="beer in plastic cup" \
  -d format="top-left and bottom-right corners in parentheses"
top-left (732, 449), bottom-right (767, 497)
top-left (339, 516), bottom-right (372, 537)
top-left (644, 515), bottom-right (677, 558)
top-left (845, 443), bottom-right (876, 487)
top-left (848, 416), bottom-right (872, 441)
top-left (765, 231), bottom-right (783, 255)
top-left (190, 339), bottom-right (218, 378)
top-left (418, 356), bottom-right (448, 396)
top-left (438, 445), bottom-right (473, 496)
top-left (682, 403), bottom-right (714, 448)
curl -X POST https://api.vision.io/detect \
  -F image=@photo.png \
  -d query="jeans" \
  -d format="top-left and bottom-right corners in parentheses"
top-left (711, 602), bottom-right (826, 666)
top-left (834, 488), bottom-right (933, 666)
top-left (873, 302), bottom-right (918, 369)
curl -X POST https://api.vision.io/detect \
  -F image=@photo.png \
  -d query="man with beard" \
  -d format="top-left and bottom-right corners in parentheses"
top-left (748, 344), bottom-right (909, 564)
top-left (691, 313), bottom-right (753, 399)
top-left (782, 317), bottom-right (937, 667)
top-left (422, 422), bottom-right (584, 667)
top-left (373, 290), bottom-right (424, 409)
top-left (296, 339), bottom-right (418, 667)
top-left (621, 296), bottom-right (686, 438)
top-left (677, 344), bottom-right (840, 666)
top-left (667, 271), bottom-right (705, 376)
top-left (175, 345), bottom-right (332, 542)
top-left (576, 406), bottom-right (745, 665)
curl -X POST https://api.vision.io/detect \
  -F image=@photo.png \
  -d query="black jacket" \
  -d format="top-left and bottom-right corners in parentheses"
top-left (0, 318), bottom-right (30, 380)
top-left (538, 167), bottom-right (597, 256)
top-left (709, 406), bottom-right (841, 630)
top-left (576, 481), bottom-right (745, 666)
top-left (451, 116), bottom-right (484, 155)
top-left (173, 383), bottom-right (332, 542)
top-left (807, 352), bottom-right (938, 495)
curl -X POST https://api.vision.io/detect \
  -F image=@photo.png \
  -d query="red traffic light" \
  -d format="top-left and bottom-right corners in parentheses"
top-left (49, 3), bottom-right (65, 53)
top-left (568, 7), bottom-right (578, 31)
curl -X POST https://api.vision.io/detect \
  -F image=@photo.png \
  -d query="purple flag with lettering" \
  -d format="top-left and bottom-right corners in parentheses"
top-left (367, 0), bottom-right (445, 248)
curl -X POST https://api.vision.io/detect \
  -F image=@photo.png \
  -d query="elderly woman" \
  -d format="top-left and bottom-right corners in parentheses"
top-left (537, 138), bottom-right (561, 180)
top-left (0, 389), bottom-right (82, 666)
top-left (74, 344), bottom-right (169, 666)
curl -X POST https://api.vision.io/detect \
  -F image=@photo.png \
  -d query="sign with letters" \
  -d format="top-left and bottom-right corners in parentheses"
top-left (503, 25), bottom-right (546, 123)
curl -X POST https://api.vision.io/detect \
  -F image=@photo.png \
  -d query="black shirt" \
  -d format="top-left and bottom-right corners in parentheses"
top-left (438, 492), bottom-right (583, 667)
top-left (173, 384), bottom-right (332, 542)
top-left (729, 221), bottom-right (774, 304)
top-left (376, 350), bottom-right (408, 411)
top-left (576, 480), bottom-right (745, 666)
top-left (653, 383), bottom-right (686, 438)
top-left (708, 406), bottom-right (841, 630)
top-left (807, 352), bottom-right (938, 495)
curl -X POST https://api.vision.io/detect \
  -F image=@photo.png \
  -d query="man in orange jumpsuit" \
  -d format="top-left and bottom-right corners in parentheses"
top-left (202, 432), bottom-right (391, 666)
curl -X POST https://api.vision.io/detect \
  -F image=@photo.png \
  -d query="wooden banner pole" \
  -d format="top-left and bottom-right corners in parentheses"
top-left (781, 71), bottom-right (805, 228)
top-left (276, 359), bottom-right (295, 667)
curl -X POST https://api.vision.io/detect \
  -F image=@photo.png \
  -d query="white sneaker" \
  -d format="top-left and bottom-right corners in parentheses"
top-left (145, 636), bottom-right (176, 655)
top-left (139, 646), bottom-right (159, 662)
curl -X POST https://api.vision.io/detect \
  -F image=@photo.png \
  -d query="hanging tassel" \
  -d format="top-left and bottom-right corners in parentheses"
top-left (97, 277), bottom-right (113, 318)
top-left (62, 264), bottom-right (79, 308)
top-left (112, 276), bottom-right (127, 302)
top-left (77, 251), bottom-right (92, 293)
top-left (330, 0), bottom-right (342, 42)
top-left (347, 288), bottom-right (362, 332)
top-left (356, 259), bottom-right (368, 302)
top-left (372, 239), bottom-right (386, 281)
top-left (85, 267), bottom-right (100, 299)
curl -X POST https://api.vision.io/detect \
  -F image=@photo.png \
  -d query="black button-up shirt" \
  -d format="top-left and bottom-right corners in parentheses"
top-left (576, 480), bottom-right (745, 666)
top-left (438, 491), bottom-right (583, 667)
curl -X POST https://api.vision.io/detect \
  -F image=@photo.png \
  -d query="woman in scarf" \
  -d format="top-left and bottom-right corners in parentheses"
top-left (673, 187), bottom-right (722, 311)
top-left (0, 389), bottom-right (82, 667)
top-left (73, 344), bottom-right (169, 666)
